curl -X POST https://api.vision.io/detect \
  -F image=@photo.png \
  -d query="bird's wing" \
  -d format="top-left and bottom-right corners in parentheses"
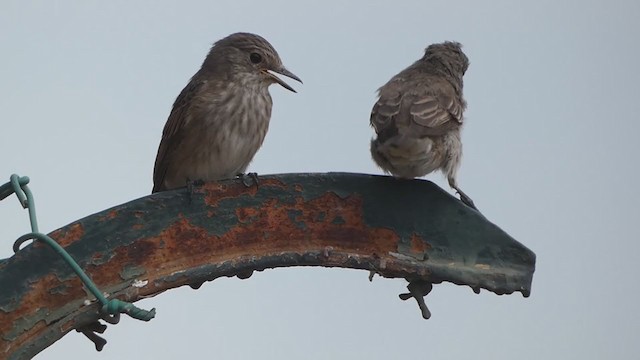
top-left (371, 78), bottom-right (464, 138)
top-left (370, 86), bottom-right (402, 132)
top-left (410, 91), bottom-right (463, 128)
top-left (152, 78), bottom-right (205, 193)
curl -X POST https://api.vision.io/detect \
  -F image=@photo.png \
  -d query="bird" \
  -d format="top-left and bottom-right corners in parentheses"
top-left (152, 32), bottom-right (302, 193)
top-left (369, 41), bottom-right (477, 210)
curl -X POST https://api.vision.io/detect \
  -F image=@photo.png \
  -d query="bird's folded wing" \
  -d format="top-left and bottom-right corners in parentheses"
top-left (152, 79), bottom-right (205, 192)
top-left (410, 92), bottom-right (463, 127)
top-left (371, 81), bottom-right (463, 138)
top-left (370, 89), bottom-right (401, 133)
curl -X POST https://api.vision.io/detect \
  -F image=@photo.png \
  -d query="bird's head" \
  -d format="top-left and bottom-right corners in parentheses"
top-left (423, 41), bottom-right (469, 76)
top-left (204, 32), bottom-right (302, 92)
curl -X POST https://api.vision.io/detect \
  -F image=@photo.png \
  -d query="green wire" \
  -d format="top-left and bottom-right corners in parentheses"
top-left (4, 174), bottom-right (155, 322)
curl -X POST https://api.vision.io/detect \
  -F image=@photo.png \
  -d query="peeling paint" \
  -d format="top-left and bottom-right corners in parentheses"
top-left (0, 173), bottom-right (535, 359)
top-left (131, 280), bottom-right (148, 288)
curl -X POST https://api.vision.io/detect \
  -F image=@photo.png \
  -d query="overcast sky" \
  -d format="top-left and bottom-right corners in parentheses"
top-left (1, 1), bottom-right (639, 359)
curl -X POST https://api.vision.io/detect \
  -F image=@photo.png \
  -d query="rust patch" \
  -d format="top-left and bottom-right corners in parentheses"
top-left (201, 191), bottom-right (400, 259)
top-left (112, 217), bottom-right (223, 283)
top-left (49, 223), bottom-right (85, 248)
top-left (200, 178), bottom-right (288, 207)
top-left (0, 173), bottom-right (535, 359)
top-left (410, 233), bottom-right (431, 254)
top-left (236, 206), bottom-right (261, 223)
top-left (62, 188), bottom-right (404, 299)
top-left (0, 272), bottom-right (86, 334)
top-left (90, 251), bottom-right (108, 264)
top-left (2, 184), bottom-right (404, 348)
top-left (99, 209), bottom-right (119, 222)
top-left (60, 316), bottom-right (77, 333)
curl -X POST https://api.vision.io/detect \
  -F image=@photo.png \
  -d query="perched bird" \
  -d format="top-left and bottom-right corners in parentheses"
top-left (152, 32), bottom-right (301, 193)
top-left (369, 41), bottom-right (477, 210)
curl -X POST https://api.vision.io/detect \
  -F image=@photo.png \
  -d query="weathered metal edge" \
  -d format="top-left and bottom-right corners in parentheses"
top-left (0, 172), bottom-right (536, 358)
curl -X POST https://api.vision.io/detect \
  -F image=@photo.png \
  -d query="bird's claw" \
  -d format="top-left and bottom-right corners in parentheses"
top-left (453, 187), bottom-right (478, 211)
top-left (399, 280), bottom-right (433, 319)
top-left (186, 178), bottom-right (205, 191)
top-left (238, 172), bottom-right (259, 188)
top-left (458, 192), bottom-right (477, 210)
top-left (186, 178), bottom-right (205, 204)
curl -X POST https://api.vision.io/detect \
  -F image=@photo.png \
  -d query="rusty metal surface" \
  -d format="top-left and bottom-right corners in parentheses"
top-left (0, 172), bottom-right (535, 358)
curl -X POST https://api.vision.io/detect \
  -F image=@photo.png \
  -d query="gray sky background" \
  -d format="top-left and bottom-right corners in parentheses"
top-left (1, 1), bottom-right (639, 359)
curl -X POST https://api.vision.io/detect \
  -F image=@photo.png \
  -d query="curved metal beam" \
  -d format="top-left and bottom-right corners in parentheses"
top-left (0, 173), bottom-right (535, 358)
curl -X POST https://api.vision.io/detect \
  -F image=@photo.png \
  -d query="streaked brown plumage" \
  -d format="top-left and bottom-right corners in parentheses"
top-left (370, 41), bottom-right (476, 209)
top-left (152, 32), bottom-right (301, 193)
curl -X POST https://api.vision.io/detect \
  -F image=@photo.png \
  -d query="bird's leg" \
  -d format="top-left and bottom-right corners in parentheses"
top-left (186, 178), bottom-right (205, 192)
top-left (237, 172), bottom-right (259, 188)
top-left (186, 178), bottom-right (204, 204)
top-left (452, 185), bottom-right (478, 211)
top-left (447, 176), bottom-right (478, 211)
top-left (399, 280), bottom-right (433, 320)
top-left (248, 172), bottom-right (259, 187)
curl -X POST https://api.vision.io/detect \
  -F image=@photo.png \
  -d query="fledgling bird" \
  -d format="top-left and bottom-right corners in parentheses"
top-left (152, 32), bottom-right (301, 193)
top-left (369, 41), bottom-right (477, 210)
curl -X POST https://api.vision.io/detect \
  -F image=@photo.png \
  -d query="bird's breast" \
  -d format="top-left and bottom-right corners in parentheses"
top-left (179, 85), bottom-right (273, 181)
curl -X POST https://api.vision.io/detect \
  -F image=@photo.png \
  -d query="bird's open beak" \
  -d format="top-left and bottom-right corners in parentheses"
top-left (264, 67), bottom-right (302, 93)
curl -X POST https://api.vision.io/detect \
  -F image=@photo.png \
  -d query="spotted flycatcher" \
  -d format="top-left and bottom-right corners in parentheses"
top-left (370, 41), bottom-right (476, 209)
top-left (153, 32), bottom-right (301, 193)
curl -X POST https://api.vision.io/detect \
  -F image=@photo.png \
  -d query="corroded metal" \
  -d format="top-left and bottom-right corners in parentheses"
top-left (0, 172), bottom-right (535, 359)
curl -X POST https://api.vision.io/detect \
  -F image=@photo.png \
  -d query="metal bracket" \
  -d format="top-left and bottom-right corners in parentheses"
top-left (0, 172), bottom-right (535, 359)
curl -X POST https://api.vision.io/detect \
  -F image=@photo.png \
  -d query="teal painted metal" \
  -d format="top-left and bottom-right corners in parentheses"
top-left (0, 175), bottom-right (30, 202)
top-left (1, 175), bottom-right (156, 354)
top-left (0, 173), bottom-right (536, 359)
top-left (13, 232), bottom-right (156, 321)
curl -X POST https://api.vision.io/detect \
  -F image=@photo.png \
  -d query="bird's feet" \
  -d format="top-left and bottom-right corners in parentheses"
top-left (186, 178), bottom-right (204, 204)
top-left (399, 280), bottom-right (433, 320)
top-left (186, 178), bottom-right (205, 192)
top-left (453, 186), bottom-right (478, 211)
top-left (237, 172), bottom-right (259, 188)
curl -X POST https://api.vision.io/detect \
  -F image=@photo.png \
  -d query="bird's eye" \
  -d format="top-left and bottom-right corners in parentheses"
top-left (250, 53), bottom-right (262, 64)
